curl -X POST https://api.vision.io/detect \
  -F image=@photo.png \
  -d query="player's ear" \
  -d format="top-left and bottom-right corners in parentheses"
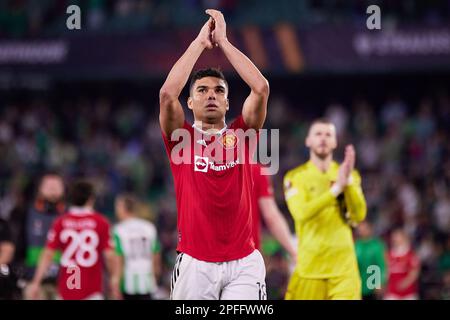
top-left (305, 135), bottom-right (311, 148)
top-left (187, 96), bottom-right (193, 110)
top-left (226, 98), bottom-right (229, 110)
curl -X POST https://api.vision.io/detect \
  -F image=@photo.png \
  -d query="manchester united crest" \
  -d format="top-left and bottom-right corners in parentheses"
top-left (220, 131), bottom-right (238, 149)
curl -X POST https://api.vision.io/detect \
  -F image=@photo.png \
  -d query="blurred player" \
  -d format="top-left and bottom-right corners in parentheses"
top-left (160, 9), bottom-right (269, 299)
top-left (251, 163), bottom-right (296, 259)
top-left (385, 228), bottom-right (420, 300)
top-left (18, 172), bottom-right (66, 300)
top-left (112, 194), bottom-right (161, 300)
top-left (355, 220), bottom-right (387, 300)
top-left (283, 119), bottom-right (367, 300)
top-left (26, 180), bottom-right (119, 300)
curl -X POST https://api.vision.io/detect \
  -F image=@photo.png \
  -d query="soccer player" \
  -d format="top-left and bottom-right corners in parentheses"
top-left (160, 9), bottom-right (269, 299)
top-left (112, 194), bottom-right (161, 300)
top-left (355, 220), bottom-right (387, 300)
top-left (251, 163), bottom-right (296, 259)
top-left (26, 180), bottom-right (119, 300)
top-left (384, 228), bottom-right (420, 300)
top-left (283, 119), bottom-right (367, 300)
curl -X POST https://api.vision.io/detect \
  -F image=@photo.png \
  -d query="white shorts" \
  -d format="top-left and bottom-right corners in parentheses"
top-left (171, 250), bottom-right (267, 300)
top-left (384, 293), bottom-right (418, 300)
top-left (55, 292), bottom-right (104, 300)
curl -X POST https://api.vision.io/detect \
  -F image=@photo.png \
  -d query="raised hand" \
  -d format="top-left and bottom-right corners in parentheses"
top-left (344, 144), bottom-right (355, 173)
top-left (336, 159), bottom-right (351, 190)
top-left (205, 9), bottom-right (227, 46)
top-left (336, 144), bottom-right (355, 190)
top-left (196, 17), bottom-right (215, 50)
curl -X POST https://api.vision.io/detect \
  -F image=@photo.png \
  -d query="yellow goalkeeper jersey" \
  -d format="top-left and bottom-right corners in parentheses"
top-left (284, 160), bottom-right (367, 278)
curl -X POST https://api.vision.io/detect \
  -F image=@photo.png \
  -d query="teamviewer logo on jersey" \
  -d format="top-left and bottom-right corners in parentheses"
top-left (194, 155), bottom-right (209, 172)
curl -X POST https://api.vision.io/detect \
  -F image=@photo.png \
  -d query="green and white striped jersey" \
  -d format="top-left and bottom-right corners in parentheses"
top-left (113, 218), bottom-right (160, 295)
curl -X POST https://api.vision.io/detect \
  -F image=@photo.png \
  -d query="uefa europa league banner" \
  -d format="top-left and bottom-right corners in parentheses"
top-left (301, 25), bottom-right (450, 72)
top-left (0, 25), bottom-right (449, 78)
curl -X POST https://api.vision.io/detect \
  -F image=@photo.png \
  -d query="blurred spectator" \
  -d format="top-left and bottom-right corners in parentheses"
top-left (86, 0), bottom-right (107, 30)
top-left (439, 235), bottom-right (450, 275)
top-left (381, 95), bottom-right (408, 129)
top-left (325, 103), bottom-right (349, 139)
top-left (442, 271), bottom-right (450, 300)
top-left (0, 0), bottom-right (449, 37)
top-left (433, 190), bottom-right (450, 234)
top-left (0, 0), bottom-right (29, 38)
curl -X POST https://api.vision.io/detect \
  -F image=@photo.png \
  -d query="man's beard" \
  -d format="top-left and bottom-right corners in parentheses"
top-left (313, 149), bottom-right (330, 160)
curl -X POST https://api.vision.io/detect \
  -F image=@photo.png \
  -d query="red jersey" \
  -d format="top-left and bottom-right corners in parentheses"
top-left (162, 116), bottom-right (257, 262)
top-left (46, 209), bottom-right (113, 300)
top-left (251, 163), bottom-right (274, 249)
top-left (386, 248), bottom-right (420, 298)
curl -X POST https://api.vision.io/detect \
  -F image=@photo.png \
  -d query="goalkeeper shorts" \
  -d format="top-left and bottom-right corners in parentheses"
top-left (285, 271), bottom-right (361, 300)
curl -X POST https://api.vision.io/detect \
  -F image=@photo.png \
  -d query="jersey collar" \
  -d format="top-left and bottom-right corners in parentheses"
top-left (192, 123), bottom-right (228, 136)
top-left (307, 160), bottom-right (339, 175)
top-left (68, 206), bottom-right (94, 216)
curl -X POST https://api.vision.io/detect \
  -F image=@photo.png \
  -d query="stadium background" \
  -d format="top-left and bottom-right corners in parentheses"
top-left (0, 0), bottom-right (449, 300)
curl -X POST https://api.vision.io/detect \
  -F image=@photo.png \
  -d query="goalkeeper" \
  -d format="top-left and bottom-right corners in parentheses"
top-left (283, 119), bottom-right (367, 300)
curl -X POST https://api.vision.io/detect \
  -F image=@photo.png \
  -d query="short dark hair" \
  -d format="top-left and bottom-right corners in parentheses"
top-left (116, 193), bottom-right (139, 214)
top-left (189, 67), bottom-right (228, 95)
top-left (69, 180), bottom-right (95, 207)
top-left (308, 118), bottom-right (334, 134)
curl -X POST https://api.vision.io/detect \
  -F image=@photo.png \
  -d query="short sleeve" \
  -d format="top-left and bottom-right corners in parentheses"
top-left (113, 230), bottom-right (123, 256)
top-left (161, 121), bottom-right (192, 154)
top-left (229, 115), bottom-right (250, 130)
top-left (152, 239), bottom-right (161, 254)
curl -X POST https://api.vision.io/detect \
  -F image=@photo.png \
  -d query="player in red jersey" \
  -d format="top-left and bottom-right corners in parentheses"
top-left (385, 228), bottom-right (420, 300)
top-left (160, 9), bottom-right (269, 299)
top-left (26, 180), bottom-right (120, 300)
top-left (251, 163), bottom-right (296, 259)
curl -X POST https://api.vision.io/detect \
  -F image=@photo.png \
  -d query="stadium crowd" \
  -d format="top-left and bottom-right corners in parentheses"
top-left (0, 76), bottom-right (449, 299)
top-left (0, 0), bottom-right (449, 38)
